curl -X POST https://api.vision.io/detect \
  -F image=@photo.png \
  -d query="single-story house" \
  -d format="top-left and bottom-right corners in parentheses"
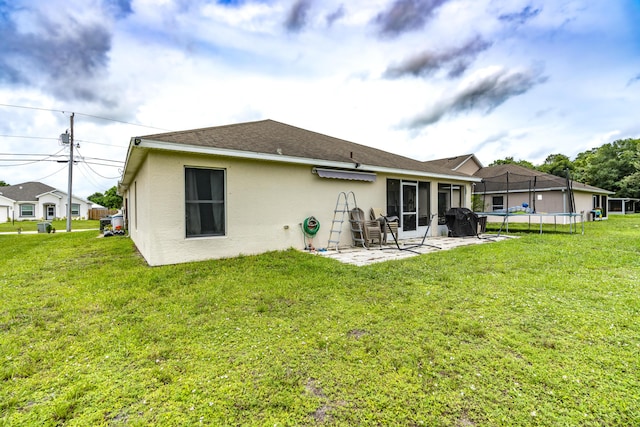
top-left (0, 182), bottom-right (94, 223)
top-left (608, 198), bottom-right (640, 214)
top-left (427, 156), bottom-right (614, 223)
top-left (117, 119), bottom-right (481, 266)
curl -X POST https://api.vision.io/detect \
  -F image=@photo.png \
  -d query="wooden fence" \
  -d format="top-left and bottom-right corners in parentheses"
top-left (88, 208), bottom-right (119, 220)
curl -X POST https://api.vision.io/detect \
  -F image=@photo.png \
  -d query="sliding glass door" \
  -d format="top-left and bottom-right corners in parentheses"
top-left (387, 179), bottom-right (431, 239)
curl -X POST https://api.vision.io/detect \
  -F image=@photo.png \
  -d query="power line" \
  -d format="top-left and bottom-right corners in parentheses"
top-left (0, 134), bottom-right (129, 148)
top-left (32, 164), bottom-right (69, 182)
top-left (0, 103), bottom-right (173, 131)
top-left (76, 139), bottom-right (129, 148)
top-left (0, 152), bottom-right (57, 155)
top-left (0, 104), bottom-right (61, 114)
top-left (76, 149), bottom-right (120, 179)
top-left (0, 148), bottom-right (67, 166)
top-left (0, 152), bottom-right (124, 164)
top-left (75, 112), bottom-right (172, 131)
top-left (0, 159), bottom-right (122, 167)
top-left (0, 134), bottom-right (58, 141)
top-left (77, 162), bottom-right (108, 189)
top-left (76, 148), bottom-right (123, 179)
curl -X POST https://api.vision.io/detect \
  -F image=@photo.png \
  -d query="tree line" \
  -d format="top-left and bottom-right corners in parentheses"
top-left (490, 138), bottom-right (640, 199)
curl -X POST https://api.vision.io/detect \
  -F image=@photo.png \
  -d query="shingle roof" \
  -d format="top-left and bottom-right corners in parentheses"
top-left (424, 154), bottom-right (475, 170)
top-left (0, 182), bottom-right (56, 201)
top-left (473, 163), bottom-right (548, 179)
top-left (137, 119), bottom-right (471, 178)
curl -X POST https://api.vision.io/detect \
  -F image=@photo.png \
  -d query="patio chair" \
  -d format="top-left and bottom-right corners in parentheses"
top-left (350, 208), bottom-right (382, 248)
top-left (349, 208), bottom-right (367, 248)
top-left (370, 207), bottom-right (398, 244)
top-left (364, 219), bottom-right (383, 248)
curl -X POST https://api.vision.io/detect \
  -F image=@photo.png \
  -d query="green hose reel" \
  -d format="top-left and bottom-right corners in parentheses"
top-left (302, 216), bottom-right (320, 236)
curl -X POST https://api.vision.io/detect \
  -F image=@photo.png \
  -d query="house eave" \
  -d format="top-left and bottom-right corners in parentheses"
top-left (119, 138), bottom-right (482, 187)
top-left (453, 154), bottom-right (483, 171)
top-left (36, 191), bottom-right (63, 200)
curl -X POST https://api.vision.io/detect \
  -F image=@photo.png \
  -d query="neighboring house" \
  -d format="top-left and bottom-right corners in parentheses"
top-left (608, 198), bottom-right (640, 214)
top-left (428, 158), bottom-right (613, 223)
top-left (0, 182), bottom-right (93, 223)
top-left (117, 119), bottom-right (481, 266)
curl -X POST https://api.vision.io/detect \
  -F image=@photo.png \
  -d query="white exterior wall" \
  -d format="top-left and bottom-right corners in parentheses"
top-left (38, 194), bottom-right (62, 219)
top-left (126, 154), bottom-right (153, 262)
top-left (126, 151), bottom-right (472, 266)
top-left (0, 195), bottom-right (13, 223)
top-left (573, 192), bottom-right (598, 218)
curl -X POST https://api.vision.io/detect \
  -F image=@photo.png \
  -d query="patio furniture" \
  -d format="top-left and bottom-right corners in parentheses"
top-left (370, 207), bottom-right (398, 244)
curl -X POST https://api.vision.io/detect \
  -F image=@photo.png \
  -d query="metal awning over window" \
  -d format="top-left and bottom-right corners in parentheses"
top-left (313, 167), bottom-right (376, 182)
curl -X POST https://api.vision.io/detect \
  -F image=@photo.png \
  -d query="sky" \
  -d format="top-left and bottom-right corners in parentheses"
top-left (1, 0), bottom-right (640, 199)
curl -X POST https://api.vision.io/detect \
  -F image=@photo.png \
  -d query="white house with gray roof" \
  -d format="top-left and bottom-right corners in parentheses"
top-left (0, 182), bottom-right (94, 223)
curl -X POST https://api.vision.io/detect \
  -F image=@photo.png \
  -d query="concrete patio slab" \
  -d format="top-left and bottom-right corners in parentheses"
top-left (311, 234), bottom-right (515, 266)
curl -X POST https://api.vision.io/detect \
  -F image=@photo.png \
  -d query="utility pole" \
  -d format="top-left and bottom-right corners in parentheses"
top-left (66, 113), bottom-right (74, 232)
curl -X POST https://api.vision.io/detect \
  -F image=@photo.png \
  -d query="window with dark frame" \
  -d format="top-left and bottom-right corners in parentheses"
top-left (492, 196), bottom-right (504, 211)
top-left (185, 167), bottom-right (225, 238)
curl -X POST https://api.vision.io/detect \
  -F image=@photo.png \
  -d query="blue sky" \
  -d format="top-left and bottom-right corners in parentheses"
top-left (1, 0), bottom-right (640, 197)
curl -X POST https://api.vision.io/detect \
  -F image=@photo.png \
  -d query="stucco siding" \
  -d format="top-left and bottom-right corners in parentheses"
top-left (39, 194), bottom-right (59, 219)
top-left (573, 192), bottom-right (595, 217)
top-left (126, 154), bottom-right (152, 264)
top-left (127, 151), bottom-right (472, 265)
top-left (134, 151), bottom-right (382, 265)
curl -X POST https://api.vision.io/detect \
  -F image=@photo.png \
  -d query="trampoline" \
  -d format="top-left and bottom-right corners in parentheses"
top-left (475, 169), bottom-right (584, 235)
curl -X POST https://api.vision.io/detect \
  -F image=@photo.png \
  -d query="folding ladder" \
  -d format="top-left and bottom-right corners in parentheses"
top-left (327, 191), bottom-right (365, 250)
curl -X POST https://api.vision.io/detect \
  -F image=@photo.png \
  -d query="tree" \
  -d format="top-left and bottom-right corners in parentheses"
top-left (102, 186), bottom-right (123, 209)
top-left (0, 181), bottom-right (9, 186)
top-left (87, 192), bottom-right (104, 206)
top-left (88, 186), bottom-right (123, 209)
top-left (489, 157), bottom-right (536, 169)
top-left (571, 148), bottom-right (597, 184)
top-left (538, 154), bottom-right (573, 178)
top-left (618, 172), bottom-right (640, 199)
top-left (577, 139), bottom-right (640, 196)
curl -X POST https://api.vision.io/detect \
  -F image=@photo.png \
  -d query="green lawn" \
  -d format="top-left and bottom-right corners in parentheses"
top-left (1, 216), bottom-right (639, 426)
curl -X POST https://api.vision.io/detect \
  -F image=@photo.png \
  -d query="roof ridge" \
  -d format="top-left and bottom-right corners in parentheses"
top-left (139, 118), bottom-right (275, 138)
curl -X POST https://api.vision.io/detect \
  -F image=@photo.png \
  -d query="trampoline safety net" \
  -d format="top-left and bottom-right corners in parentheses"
top-left (475, 170), bottom-right (575, 214)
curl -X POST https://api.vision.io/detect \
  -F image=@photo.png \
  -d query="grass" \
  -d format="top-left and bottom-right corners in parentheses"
top-left (0, 220), bottom-right (100, 233)
top-left (1, 216), bottom-right (639, 426)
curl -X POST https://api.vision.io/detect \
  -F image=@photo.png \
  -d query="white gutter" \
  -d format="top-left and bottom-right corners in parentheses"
top-left (125, 138), bottom-right (481, 183)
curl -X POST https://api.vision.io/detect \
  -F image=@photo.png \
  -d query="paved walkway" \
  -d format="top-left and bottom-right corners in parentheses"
top-left (312, 234), bottom-right (514, 266)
